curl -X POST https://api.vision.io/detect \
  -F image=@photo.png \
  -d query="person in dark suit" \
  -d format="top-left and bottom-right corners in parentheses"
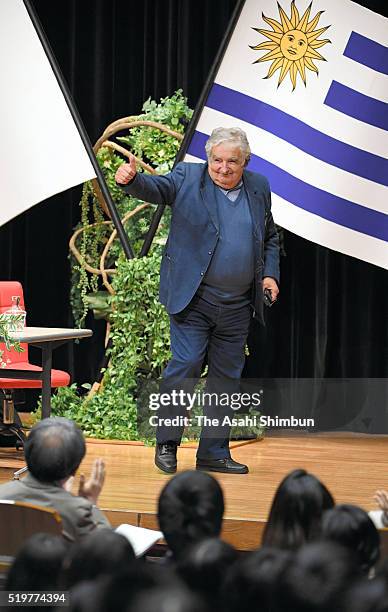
top-left (0, 417), bottom-right (110, 540)
top-left (116, 127), bottom-right (280, 475)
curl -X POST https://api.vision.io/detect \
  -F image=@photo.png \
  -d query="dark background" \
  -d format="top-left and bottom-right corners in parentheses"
top-left (1, 0), bottom-right (387, 393)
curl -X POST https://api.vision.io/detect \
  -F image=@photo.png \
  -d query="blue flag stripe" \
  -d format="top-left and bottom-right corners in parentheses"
top-left (188, 131), bottom-right (388, 243)
top-left (324, 81), bottom-right (388, 131)
top-left (206, 84), bottom-right (388, 187)
top-left (344, 32), bottom-right (388, 76)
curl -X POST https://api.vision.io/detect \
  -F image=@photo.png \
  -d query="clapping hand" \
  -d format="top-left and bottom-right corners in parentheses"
top-left (78, 458), bottom-right (106, 506)
top-left (374, 489), bottom-right (388, 512)
top-left (115, 153), bottom-right (137, 185)
top-left (374, 489), bottom-right (388, 526)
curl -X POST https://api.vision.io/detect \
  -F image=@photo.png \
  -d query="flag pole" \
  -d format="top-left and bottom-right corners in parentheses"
top-left (23, 0), bottom-right (134, 260)
top-left (139, 0), bottom-right (246, 257)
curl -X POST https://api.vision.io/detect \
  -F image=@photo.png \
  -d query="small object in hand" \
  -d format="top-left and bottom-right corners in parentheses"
top-left (263, 288), bottom-right (274, 307)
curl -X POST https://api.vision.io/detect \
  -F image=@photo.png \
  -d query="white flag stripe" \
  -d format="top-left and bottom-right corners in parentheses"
top-left (272, 194), bottom-right (388, 269)
top-left (185, 154), bottom-right (203, 164)
top-left (0, 0), bottom-right (96, 228)
top-left (196, 107), bottom-right (388, 214)
top-left (337, 56), bottom-right (388, 104)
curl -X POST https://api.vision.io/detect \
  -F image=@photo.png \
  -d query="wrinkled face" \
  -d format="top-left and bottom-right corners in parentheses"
top-left (208, 143), bottom-right (246, 189)
top-left (280, 29), bottom-right (308, 61)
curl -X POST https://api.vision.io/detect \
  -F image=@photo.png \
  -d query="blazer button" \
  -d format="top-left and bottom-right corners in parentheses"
top-left (200, 272), bottom-right (204, 276)
top-left (208, 250), bottom-right (212, 255)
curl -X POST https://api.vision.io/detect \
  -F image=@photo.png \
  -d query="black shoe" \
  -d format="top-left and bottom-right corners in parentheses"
top-left (196, 457), bottom-right (249, 474)
top-left (155, 442), bottom-right (178, 474)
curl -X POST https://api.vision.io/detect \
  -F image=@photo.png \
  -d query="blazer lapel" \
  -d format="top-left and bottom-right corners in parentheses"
top-left (243, 171), bottom-right (261, 238)
top-left (200, 164), bottom-right (220, 231)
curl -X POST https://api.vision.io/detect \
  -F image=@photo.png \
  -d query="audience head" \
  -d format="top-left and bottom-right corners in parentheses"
top-left (68, 580), bottom-right (100, 612)
top-left (25, 417), bottom-right (85, 483)
top-left (99, 564), bottom-right (182, 612)
top-left (343, 578), bottom-right (388, 612)
top-left (223, 547), bottom-right (291, 612)
top-left (321, 504), bottom-right (380, 573)
top-left (63, 529), bottom-right (135, 588)
top-left (177, 538), bottom-right (237, 605)
top-left (158, 470), bottom-right (224, 559)
top-left (276, 541), bottom-right (360, 612)
top-left (262, 468), bottom-right (334, 550)
top-left (6, 533), bottom-right (68, 590)
top-left (376, 556), bottom-right (388, 583)
top-left (126, 586), bottom-right (209, 612)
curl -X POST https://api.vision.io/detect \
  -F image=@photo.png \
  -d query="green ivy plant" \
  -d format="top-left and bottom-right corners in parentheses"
top-left (52, 251), bottom-right (170, 440)
top-left (119, 90), bottom-right (192, 174)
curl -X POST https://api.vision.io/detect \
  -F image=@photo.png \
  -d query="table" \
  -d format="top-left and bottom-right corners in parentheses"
top-left (0, 327), bottom-right (92, 419)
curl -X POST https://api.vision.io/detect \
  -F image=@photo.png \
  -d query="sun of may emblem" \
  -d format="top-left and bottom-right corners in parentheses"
top-left (251, 1), bottom-right (331, 90)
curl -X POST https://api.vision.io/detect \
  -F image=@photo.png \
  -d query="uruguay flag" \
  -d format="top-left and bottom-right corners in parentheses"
top-left (184, 0), bottom-right (388, 270)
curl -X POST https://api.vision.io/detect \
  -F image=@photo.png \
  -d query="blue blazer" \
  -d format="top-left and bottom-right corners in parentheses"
top-left (121, 162), bottom-right (280, 324)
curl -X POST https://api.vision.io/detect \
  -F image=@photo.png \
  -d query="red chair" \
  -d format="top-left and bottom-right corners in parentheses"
top-left (0, 282), bottom-right (70, 447)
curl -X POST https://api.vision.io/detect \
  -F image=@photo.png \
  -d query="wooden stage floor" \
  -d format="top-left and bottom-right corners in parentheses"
top-left (0, 434), bottom-right (387, 550)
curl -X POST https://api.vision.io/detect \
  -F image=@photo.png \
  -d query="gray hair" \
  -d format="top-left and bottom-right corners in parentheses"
top-left (25, 417), bottom-right (86, 482)
top-left (205, 127), bottom-right (251, 163)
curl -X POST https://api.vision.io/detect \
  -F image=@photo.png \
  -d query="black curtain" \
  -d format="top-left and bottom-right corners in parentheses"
top-left (1, 0), bottom-right (387, 396)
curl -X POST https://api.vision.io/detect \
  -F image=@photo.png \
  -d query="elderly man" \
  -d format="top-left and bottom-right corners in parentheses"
top-left (116, 127), bottom-right (280, 475)
top-left (0, 417), bottom-right (109, 540)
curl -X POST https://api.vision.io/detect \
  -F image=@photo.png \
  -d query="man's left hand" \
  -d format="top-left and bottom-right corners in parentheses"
top-left (263, 277), bottom-right (279, 303)
top-left (78, 458), bottom-right (106, 505)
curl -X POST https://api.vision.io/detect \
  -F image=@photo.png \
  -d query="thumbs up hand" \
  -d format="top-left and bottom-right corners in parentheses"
top-left (115, 153), bottom-right (137, 184)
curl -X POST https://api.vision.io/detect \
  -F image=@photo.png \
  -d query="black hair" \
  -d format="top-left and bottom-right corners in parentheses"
top-left (223, 546), bottom-right (291, 612)
top-left (275, 541), bottom-right (361, 612)
top-left (25, 417), bottom-right (86, 482)
top-left (321, 504), bottom-right (380, 573)
top-left (126, 586), bottom-right (209, 612)
top-left (342, 578), bottom-right (388, 612)
top-left (158, 470), bottom-right (224, 559)
top-left (262, 468), bottom-right (335, 550)
top-left (177, 537), bottom-right (237, 606)
top-left (6, 532), bottom-right (69, 590)
top-left (63, 529), bottom-right (135, 588)
top-left (98, 564), bottom-right (182, 612)
top-left (68, 581), bottom-right (98, 612)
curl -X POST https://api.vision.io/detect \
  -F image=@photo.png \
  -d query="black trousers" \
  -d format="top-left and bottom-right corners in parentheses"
top-left (156, 294), bottom-right (251, 459)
